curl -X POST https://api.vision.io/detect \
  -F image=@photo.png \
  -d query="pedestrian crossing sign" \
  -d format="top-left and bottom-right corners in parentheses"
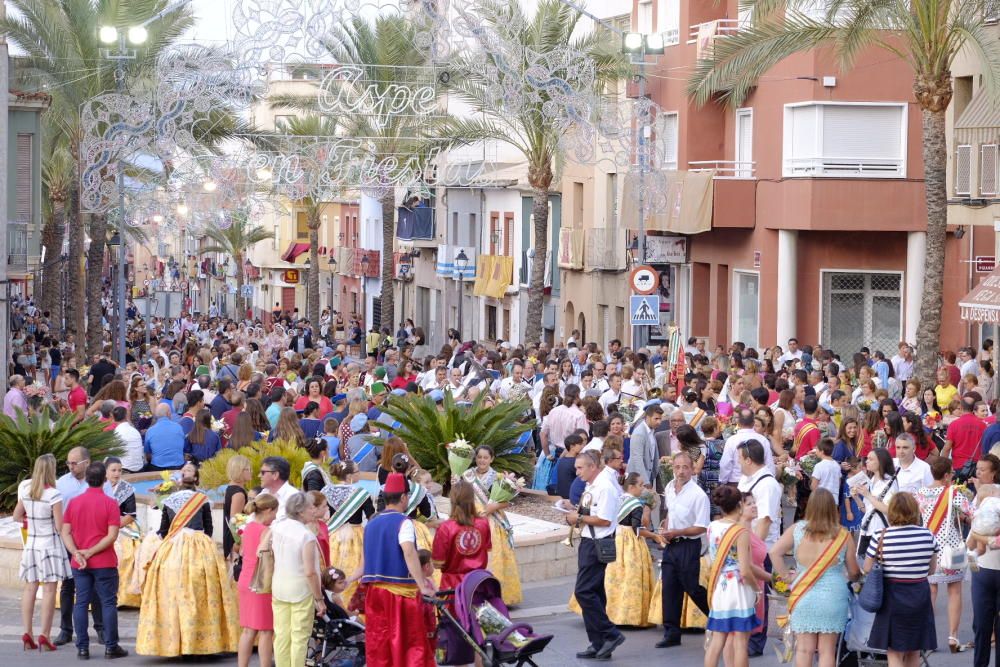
top-left (630, 295), bottom-right (660, 326)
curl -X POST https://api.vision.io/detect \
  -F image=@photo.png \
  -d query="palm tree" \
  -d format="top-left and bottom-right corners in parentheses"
top-left (687, 0), bottom-right (1000, 388)
top-left (444, 0), bottom-right (630, 344)
top-left (39, 142), bottom-right (74, 326)
top-left (199, 214), bottom-right (273, 317)
top-left (275, 115), bottom-right (341, 326)
top-left (1, 0), bottom-right (196, 356)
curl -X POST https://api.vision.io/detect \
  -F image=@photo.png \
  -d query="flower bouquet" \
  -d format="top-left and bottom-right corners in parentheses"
top-left (227, 512), bottom-right (251, 547)
top-left (446, 436), bottom-right (475, 478)
top-left (872, 429), bottom-right (888, 450)
top-left (857, 398), bottom-right (874, 413)
top-left (474, 601), bottom-right (530, 648)
top-left (658, 455), bottom-right (674, 488)
top-left (149, 470), bottom-right (177, 508)
top-left (211, 417), bottom-right (227, 433)
top-left (923, 412), bottom-right (941, 430)
top-left (489, 472), bottom-right (526, 504)
top-left (797, 454), bottom-right (819, 478)
top-left (771, 572), bottom-right (791, 598)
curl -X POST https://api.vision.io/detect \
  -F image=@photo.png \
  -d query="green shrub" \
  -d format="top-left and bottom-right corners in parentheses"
top-left (373, 392), bottom-right (535, 485)
top-left (198, 439), bottom-right (312, 490)
top-left (0, 413), bottom-right (122, 512)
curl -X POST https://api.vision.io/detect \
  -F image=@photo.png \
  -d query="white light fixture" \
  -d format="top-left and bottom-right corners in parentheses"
top-left (202, 180), bottom-right (217, 192)
top-left (152, 214), bottom-right (164, 223)
top-left (176, 204), bottom-right (189, 216)
top-left (127, 26), bottom-right (148, 45)
top-left (645, 32), bottom-right (665, 53)
top-left (623, 32), bottom-right (643, 52)
top-left (99, 26), bottom-right (118, 44)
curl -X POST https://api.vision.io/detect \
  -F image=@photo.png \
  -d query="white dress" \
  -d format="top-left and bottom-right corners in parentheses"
top-left (17, 480), bottom-right (71, 583)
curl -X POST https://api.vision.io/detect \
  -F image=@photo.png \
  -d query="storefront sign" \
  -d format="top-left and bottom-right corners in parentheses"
top-left (283, 269), bottom-right (300, 284)
top-left (961, 305), bottom-right (1000, 323)
top-left (960, 270), bottom-right (1000, 322)
top-left (644, 236), bottom-right (687, 264)
top-left (977, 256), bottom-right (996, 273)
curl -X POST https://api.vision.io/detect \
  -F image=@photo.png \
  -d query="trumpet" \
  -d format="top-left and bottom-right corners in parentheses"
top-left (562, 527), bottom-right (577, 548)
top-left (647, 386), bottom-right (663, 399)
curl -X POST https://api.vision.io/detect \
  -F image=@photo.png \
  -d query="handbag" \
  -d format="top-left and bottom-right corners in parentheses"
top-left (940, 487), bottom-right (968, 569)
top-left (249, 529), bottom-right (274, 594)
top-left (857, 469), bottom-right (899, 558)
top-left (588, 525), bottom-right (617, 564)
top-left (858, 528), bottom-right (886, 613)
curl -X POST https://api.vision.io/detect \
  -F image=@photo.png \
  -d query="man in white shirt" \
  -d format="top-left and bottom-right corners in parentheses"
top-left (959, 346), bottom-right (979, 380)
top-left (719, 409), bottom-right (775, 484)
top-left (598, 373), bottom-right (622, 411)
top-left (112, 407), bottom-right (145, 473)
top-left (891, 343), bottom-right (915, 382)
top-left (892, 434), bottom-right (932, 494)
top-left (498, 362), bottom-right (531, 401)
top-left (777, 337), bottom-right (803, 367)
top-left (566, 450), bottom-right (626, 660)
top-left (657, 451), bottom-right (710, 648)
top-left (258, 456), bottom-right (299, 520)
top-left (590, 360), bottom-right (610, 394)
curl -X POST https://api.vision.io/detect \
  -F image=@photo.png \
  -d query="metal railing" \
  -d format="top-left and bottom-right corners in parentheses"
top-left (688, 160), bottom-right (757, 179)
top-left (688, 19), bottom-right (742, 43)
top-left (7, 221), bottom-right (27, 271)
top-left (784, 156), bottom-right (905, 178)
top-left (663, 27), bottom-right (681, 46)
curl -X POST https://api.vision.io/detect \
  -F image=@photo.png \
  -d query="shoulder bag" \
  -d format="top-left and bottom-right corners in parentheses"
top-left (858, 528), bottom-right (887, 613)
top-left (940, 488), bottom-right (968, 570)
top-left (856, 469), bottom-right (899, 558)
top-left (588, 524), bottom-right (617, 564)
top-left (249, 528), bottom-right (274, 594)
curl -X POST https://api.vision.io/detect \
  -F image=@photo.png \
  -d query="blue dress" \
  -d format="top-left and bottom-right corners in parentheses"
top-left (789, 521), bottom-right (851, 633)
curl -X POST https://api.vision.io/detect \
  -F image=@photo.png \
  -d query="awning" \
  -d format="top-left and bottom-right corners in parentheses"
top-left (959, 269), bottom-right (1000, 323)
top-left (956, 90), bottom-right (1000, 130)
top-left (280, 242), bottom-right (310, 262)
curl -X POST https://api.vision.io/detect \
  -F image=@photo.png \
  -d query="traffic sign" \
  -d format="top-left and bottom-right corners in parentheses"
top-left (180, 280), bottom-right (189, 289)
top-left (143, 279), bottom-right (150, 287)
top-left (241, 284), bottom-right (254, 297)
top-left (630, 294), bottom-right (660, 326)
top-left (629, 265), bottom-right (658, 295)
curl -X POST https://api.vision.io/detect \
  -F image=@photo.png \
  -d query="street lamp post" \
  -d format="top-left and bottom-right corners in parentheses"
top-left (454, 249), bottom-right (469, 340)
top-left (107, 233), bottom-right (122, 361)
top-left (328, 254), bottom-right (337, 317)
top-left (360, 254), bottom-right (370, 329)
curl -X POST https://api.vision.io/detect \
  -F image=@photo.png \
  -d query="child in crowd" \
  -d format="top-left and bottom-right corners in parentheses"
top-left (556, 434), bottom-right (584, 499)
top-left (810, 438), bottom-right (841, 498)
top-left (320, 567), bottom-right (349, 616)
top-left (840, 457), bottom-right (864, 532)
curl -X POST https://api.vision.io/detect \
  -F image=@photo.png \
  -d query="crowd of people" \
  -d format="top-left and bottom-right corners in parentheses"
top-left (6, 291), bottom-right (1000, 666)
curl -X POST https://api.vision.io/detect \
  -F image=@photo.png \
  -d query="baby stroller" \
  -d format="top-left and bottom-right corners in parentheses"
top-left (305, 594), bottom-right (365, 667)
top-left (836, 592), bottom-right (929, 667)
top-left (427, 570), bottom-right (553, 667)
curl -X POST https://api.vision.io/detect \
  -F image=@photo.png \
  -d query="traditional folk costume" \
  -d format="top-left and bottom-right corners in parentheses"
top-left (362, 474), bottom-right (435, 667)
top-left (110, 479), bottom-right (141, 608)
top-left (135, 490), bottom-right (239, 656)
top-left (648, 560), bottom-right (710, 628)
top-left (322, 479), bottom-right (375, 603)
top-left (462, 467), bottom-right (523, 606)
top-left (568, 494), bottom-right (657, 626)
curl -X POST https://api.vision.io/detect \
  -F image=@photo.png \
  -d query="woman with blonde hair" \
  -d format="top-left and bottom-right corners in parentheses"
top-left (236, 363), bottom-right (253, 392)
top-left (13, 453), bottom-right (69, 650)
top-left (224, 455), bottom-right (251, 561)
top-left (321, 460), bottom-right (374, 604)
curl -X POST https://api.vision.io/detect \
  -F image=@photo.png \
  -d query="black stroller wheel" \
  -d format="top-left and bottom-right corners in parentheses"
top-left (305, 640), bottom-right (365, 667)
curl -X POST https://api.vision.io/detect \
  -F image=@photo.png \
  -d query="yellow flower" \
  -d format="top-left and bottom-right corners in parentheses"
top-left (160, 471), bottom-right (171, 482)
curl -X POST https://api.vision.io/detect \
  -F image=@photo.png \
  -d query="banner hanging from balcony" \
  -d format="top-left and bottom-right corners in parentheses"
top-left (622, 170), bottom-right (714, 235)
top-left (557, 228), bottom-right (585, 270)
top-left (473, 255), bottom-right (513, 299)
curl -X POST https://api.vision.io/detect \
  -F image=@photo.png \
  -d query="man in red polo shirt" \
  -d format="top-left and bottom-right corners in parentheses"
top-left (65, 369), bottom-right (88, 420)
top-left (942, 396), bottom-right (987, 473)
top-left (60, 462), bottom-right (128, 660)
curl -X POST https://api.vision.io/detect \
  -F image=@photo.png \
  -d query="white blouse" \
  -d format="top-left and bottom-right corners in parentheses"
top-left (270, 519), bottom-right (319, 603)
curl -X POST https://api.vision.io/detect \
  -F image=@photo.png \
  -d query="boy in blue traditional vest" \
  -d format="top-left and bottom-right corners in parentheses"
top-left (361, 472), bottom-right (437, 666)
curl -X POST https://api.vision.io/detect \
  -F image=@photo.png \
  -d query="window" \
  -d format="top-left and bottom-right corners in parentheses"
top-left (822, 272), bottom-right (901, 356)
top-left (606, 173), bottom-right (619, 226)
top-left (296, 211), bottom-right (309, 240)
top-left (573, 182), bottom-right (584, 227)
top-left (489, 213), bottom-right (500, 254)
top-left (735, 109), bottom-right (753, 178)
top-left (660, 112), bottom-right (679, 171)
top-left (658, 0), bottom-right (680, 44)
top-left (783, 103), bottom-right (907, 177)
top-left (637, 0), bottom-right (653, 33)
top-left (955, 145), bottom-right (972, 196)
top-left (16, 134), bottom-right (32, 222)
top-left (732, 271), bottom-right (759, 349)
top-left (503, 213), bottom-right (513, 256)
top-left (982, 145), bottom-right (998, 197)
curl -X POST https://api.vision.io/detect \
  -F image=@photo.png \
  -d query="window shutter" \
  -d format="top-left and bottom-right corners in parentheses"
top-left (956, 145), bottom-right (972, 196)
top-left (16, 134), bottom-right (32, 222)
top-left (982, 145), bottom-right (998, 196)
top-left (789, 105), bottom-right (818, 160)
top-left (637, 0), bottom-right (653, 33)
top-left (661, 112), bottom-right (678, 170)
top-left (736, 110), bottom-right (753, 177)
top-left (821, 106), bottom-right (902, 160)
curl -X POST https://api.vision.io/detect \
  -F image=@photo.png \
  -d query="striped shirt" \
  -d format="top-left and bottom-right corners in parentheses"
top-left (865, 524), bottom-right (939, 580)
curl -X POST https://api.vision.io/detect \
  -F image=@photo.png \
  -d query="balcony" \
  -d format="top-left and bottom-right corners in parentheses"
top-left (584, 227), bottom-right (627, 272)
top-left (8, 221), bottom-right (27, 272)
top-left (687, 19), bottom-right (742, 50)
top-left (396, 205), bottom-right (435, 242)
top-left (784, 156), bottom-right (904, 178)
top-left (689, 160), bottom-right (756, 179)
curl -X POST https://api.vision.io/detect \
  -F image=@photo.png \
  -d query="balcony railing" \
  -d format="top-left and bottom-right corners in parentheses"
top-left (688, 19), bottom-right (742, 43)
top-left (689, 160), bottom-right (756, 179)
top-left (663, 27), bottom-right (681, 47)
top-left (784, 156), bottom-right (904, 178)
top-left (8, 221), bottom-right (27, 271)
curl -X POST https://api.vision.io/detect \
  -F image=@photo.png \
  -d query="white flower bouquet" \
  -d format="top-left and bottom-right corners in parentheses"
top-left (446, 435), bottom-right (475, 477)
top-left (489, 472), bottom-right (525, 504)
top-left (211, 417), bottom-right (227, 433)
top-left (474, 602), bottom-right (530, 647)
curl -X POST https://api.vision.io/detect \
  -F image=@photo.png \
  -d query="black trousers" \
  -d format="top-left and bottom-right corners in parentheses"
top-left (60, 574), bottom-right (103, 636)
top-left (575, 539), bottom-right (620, 649)
top-left (661, 538), bottom-right (709, 640)
top-left (973, 566), bottom-right (1000, 667)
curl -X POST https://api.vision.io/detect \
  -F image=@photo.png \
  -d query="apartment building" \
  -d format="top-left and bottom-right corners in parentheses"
top-left (562, 0), bottom-right (975, 355)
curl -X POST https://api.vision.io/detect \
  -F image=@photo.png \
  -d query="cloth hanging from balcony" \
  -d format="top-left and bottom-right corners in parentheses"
top-left (280, 242), bottom-right (310, 263)
top-left (696, 20), bottom-right (719, 59)
top-left (473, 255), bottom-right (513, 299)
top-left (621, 170), bottom-right (714, 235)
top-left (557, 228), bottom-right (585, 270)
top-left (584, 228), bottom-right (626, 272)
top-left (397, 205), bottom-right (434, 241)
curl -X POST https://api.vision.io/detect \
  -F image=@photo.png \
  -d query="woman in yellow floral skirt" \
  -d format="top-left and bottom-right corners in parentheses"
top-left (136, 475), bottom-right (239, 656)
top-left (321, 460), bottom-right (374, 603)
top-left (106, 458), bottom-right (141, 608)
top-left (570, 474), bottom-right (663, 625)
top-left (462, 446), bottom-right (523, 606)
